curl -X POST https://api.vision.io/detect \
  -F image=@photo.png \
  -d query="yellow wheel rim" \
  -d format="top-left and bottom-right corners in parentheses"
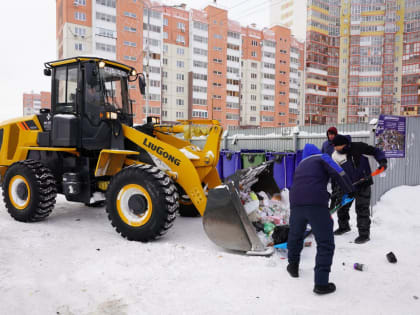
top-left (8, 175), bottom-right (31, 210)
top-left (116, 184), bottom-right (153, 227)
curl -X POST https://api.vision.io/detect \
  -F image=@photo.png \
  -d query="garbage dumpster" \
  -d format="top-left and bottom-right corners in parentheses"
top-left (266, 152), bottom-right (296, 189)
top-left (241, 150), bottom-right (266, 169)
top-left (221, 151), bottom-right (241, 179)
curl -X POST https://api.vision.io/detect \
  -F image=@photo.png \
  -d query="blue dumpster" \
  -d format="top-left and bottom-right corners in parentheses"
top-left (220, 151), bottom-right (241, 179)
top-left (266, 152), bottom-right (296, 189)
top-left (216, 153), bottom-right (223, 180)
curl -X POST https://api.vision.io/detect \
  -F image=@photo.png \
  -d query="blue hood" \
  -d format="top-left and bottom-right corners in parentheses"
top-left (302, 143), bottom-right (321, 159)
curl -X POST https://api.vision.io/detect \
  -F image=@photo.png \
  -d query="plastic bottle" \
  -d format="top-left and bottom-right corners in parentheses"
top-left (354, 263), bottom-right (367, 271)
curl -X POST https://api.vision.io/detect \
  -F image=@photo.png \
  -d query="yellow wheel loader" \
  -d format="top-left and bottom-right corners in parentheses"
top-left (0, 57), bottom-right (279, 255)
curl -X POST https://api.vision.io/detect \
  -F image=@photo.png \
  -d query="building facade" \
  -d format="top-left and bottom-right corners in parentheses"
top-left (23, 92), bottom-right (51, 116)
top-left (56, 0), bottom-right (301, 128)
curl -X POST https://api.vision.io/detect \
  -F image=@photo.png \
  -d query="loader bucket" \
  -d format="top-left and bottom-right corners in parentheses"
top-left (203, 161), bottom-right (280, 256)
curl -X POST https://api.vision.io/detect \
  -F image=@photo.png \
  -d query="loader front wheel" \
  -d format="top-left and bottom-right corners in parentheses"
top-left (2, 160), bottom-right (57, 222)
top-left (106, 164), bottom-right (179, 241)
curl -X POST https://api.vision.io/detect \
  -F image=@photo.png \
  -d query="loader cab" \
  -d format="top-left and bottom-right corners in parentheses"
top-left (44, 57), bottom-right (142, 151)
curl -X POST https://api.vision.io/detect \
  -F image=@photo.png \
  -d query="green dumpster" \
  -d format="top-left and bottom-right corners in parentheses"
top-left (241, 150), bottom-right (266, 169)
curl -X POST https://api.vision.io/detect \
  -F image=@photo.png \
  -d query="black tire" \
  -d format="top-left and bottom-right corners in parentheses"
top-left (106, 164), bottom-right (179, 241)
top-left (2, 160), bottom-right (57, 222)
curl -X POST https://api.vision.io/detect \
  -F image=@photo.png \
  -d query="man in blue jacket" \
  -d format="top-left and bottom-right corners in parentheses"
top-left (287, 143), bottom-right (354, 295)
top-left (331, 134), bottom-right (387, 244)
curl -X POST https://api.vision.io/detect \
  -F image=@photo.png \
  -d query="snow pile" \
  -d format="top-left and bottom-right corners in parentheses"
top-left (0, 186), bottom-right (419, 314)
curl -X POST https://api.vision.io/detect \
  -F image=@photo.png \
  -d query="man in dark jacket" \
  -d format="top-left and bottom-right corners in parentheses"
top-left (331, 134), bottom-right (387, 244)
top-left (321, 126), bottom-right (338, 156)
top-left (287, 143), bottom-right (354, 295)
top-left (322, 126), bottom-right (339, 210)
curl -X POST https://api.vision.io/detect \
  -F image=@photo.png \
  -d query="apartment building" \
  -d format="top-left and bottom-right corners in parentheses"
top-left (269, 0), bottom-right (307, 41)
top-left (23, 92), bottom-right (51, 116)
top-left (289, 37), bottom-right (305, 125)
top-left (305, 0), bottom-right (341, 125)
top-left (402, 0), bottom-right (420, 116)
top-left (56, 1), bottom-right (299, 128)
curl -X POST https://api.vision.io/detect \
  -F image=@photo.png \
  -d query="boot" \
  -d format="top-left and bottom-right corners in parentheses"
top-left (287, 262), bottom-right (299, 278)
top-left (313, 283), bottom-right (336, 295)
top-left (355, 234), bottom-right (370, 244)
top-left (334, 226), bottom-right (351, 235)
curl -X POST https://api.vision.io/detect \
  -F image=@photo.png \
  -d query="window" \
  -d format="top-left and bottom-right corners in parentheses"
top-left (124, 11), bottom-right (137, 18)
top-left (177, 47), bottom-right (184, 55)
top-left (75, 27), bottom-right (86, 37)
top-left (176, 111), bottom-right (185, 119)
top-left (96, 0), bottom-right (116, 8)
top-left (75, 12), bottom-right (86, 21)
top-left (214, 34), bottom-right (223, 39)
top-left (163, 45), bottom-right (168, 53)
top-left (251, 73), bottom-right (257, 79)
top-left (96, 12), bottom-right (116, 23)
top-left (192, 110), bottom-right (208, 118)
top-left (251, 106), bottom-right (256, 111)
top-left (176, 86), bottom-right (184, 93)
top-left (150, 80), bottom-right (160, 87)
top-left (124, 41), bottom-right (137, 47)
top-left (251, 62), bottom-right (258, 69)
top-left (251, 51), bottom-right (257, 57)
top-left (163, 18), bottom-right (168, 26)
top-left (213, 58), bottom-right (222, 63)
top-left (74, 0), bottom-right (86, 5)
top-left (193, 48), bottom-right (207, 56)
top-left (176, 35), bottom-right (185, 44)
top-left (143, 23), bottom-right (160, 33)
top-left (193, 21), bottom-right (208, 31)
top-left (177, 22), bottom-right (185, 31)
top-left (193, 35), bottom-right (208, 44)
top-left (227, 31), bottom-right (240, 39)
top-left (162, 58), bottom-right (168, 65)
top-left (54, 66), bottom-right (78, 114)
top-left (163, 32), bottom-right (168, 39)
top-left (176, 61), bottom-right (184, 68)
top-left (124, 26), bottom-right (136, 33)
top-left (193, 60), bottom-right (208, 68)
top-left (96, 42), bottom-right (116, 53)
top-left (97, 27), bottom-right (115, 38)
top-left (193, 73), bottom-right (207, 81)
top-left (251, 40), bottom-right (258, 46)
top-left (251, 84), bottom-right (256, 90)
top-left (226, 113), bottom-right (239, 120)
top-left (124, 55), bottom-right (136, 61)
top-left (251, 95), bottom-right (257, 101)
top-left (214, 46), bottom-right (222, 52)
top-left (176, 99), bottom-right (185, 106)
top-left (176, 73), bottom-right (185, 81)
top-left (193, 98), bottom-right (207, 105)
top-left (74, 43), bottom-right (83, 51)
top-left (193, 86), bottom-right (207, 93)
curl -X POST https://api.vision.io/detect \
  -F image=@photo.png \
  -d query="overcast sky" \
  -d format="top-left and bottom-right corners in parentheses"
top-left (0, 0), bottom-right (276, 120)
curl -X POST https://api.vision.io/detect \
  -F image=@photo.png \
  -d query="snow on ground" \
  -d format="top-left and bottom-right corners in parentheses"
top-left (1, 186), bottom-right (420, 315)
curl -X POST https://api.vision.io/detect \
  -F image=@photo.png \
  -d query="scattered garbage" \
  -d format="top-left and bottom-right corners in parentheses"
top-left (386, 251), bottom-right (397, 263)
top-left (240, 187), bottom-right (291, 247)
top-left (354, 263), bottom-right (366, 271)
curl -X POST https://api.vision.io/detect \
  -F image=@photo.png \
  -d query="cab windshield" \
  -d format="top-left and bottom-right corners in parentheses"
top-left (99, 65), bottom-right (130, 113)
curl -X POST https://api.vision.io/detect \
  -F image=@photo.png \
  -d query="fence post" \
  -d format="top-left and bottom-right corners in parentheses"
top-left (292, 130), bottom-right (299, 152)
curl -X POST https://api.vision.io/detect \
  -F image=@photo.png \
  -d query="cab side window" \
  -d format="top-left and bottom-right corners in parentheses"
top-left (54, 65), bottom-right (78, 114)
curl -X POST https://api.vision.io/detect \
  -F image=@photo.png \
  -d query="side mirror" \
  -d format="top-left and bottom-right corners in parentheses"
top-left (44, 69), bottom-right (52, 76)
top-left (138, 74), bottom-right (146, 95)
top-left (40, 108), bottom-right (51, 114)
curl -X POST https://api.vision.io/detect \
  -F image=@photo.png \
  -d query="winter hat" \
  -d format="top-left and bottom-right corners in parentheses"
top-left (327, 126), bottom-right (338, 135)
top-left (332, 134), bottom-right (350, 146)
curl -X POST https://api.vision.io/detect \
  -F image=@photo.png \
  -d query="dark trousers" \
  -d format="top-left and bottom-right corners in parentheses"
top-left (329, 180), bottom-right (338, 210)
top-left (288, 205), bottom-right (335, 285)
top-left (337, 185), bottom-right (371, 236)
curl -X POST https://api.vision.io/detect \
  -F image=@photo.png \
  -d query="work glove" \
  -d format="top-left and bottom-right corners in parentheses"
top-left (341, 194), bottom-right (354, 206)
top-left (378, 159), bottom-right (387, 171)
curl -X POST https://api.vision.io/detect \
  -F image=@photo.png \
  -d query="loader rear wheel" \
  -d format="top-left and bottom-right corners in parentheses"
top-left (2, 160), bottom-right (57, 222)
top-left (106, 164), bottom-right (179, 241)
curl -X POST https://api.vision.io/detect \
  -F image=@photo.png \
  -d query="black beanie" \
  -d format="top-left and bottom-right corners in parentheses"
top-left (332, 134), bottom-right (350, 146)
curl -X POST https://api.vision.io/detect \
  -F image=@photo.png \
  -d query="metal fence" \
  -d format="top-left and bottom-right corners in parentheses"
top-left (191, 118), bottom-right (420, 206)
